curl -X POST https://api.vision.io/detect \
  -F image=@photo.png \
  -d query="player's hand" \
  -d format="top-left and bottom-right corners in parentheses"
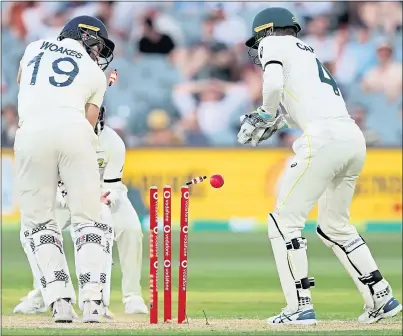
top-left (237, 107), bottom-right (288, 147)
top-left (237, 107), bottom-right (276, 146)
top-left (100, 191), bottom-right (111, 205)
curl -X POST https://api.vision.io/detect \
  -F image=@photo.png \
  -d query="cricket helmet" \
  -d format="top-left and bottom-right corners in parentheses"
top-left (245, 7), bottom-right (301, 50)
top-left (58, 15), bottom-right (115, 71)
top-left (95, 105), bottom-right (106, 135)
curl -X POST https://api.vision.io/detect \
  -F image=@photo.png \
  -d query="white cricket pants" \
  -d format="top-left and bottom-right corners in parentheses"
top-left (14, 120), bottom-right (101, 306)
top-left (271, 120), bottom-right (367, 242)
top-left (14, 121), bottom-right (102, 228)
top-left (112, 195), bottom-right (144, 300)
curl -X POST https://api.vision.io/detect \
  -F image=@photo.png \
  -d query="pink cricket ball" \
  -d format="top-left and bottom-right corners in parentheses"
top-left (210, 174), bottom-right (224, 188)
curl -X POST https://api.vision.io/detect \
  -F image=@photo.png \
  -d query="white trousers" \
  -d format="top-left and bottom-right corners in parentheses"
top-left (267, 122), bottom-right (369, 311)
top-left (111, 194), bottom-right (144, 300)
top-left (15, 121), bottom-right (102, 307)
top-left (271, 124), bottom-right (367, 242)
top-left (14, 122), bottom-right (102, 227)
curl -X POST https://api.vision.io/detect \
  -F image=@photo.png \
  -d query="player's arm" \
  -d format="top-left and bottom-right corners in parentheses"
top-left (259, 37), bottom-right (285, 115)
top-left (102, 131), bottom-right (126, 207)
top-left (86, 72), bottom-right (107, 127)
top-left (237, 37), bottom-right (287, 146)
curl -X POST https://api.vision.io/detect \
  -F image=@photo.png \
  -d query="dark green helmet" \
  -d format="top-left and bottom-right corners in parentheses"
top-left (245, 7), bottom-right (301, 50)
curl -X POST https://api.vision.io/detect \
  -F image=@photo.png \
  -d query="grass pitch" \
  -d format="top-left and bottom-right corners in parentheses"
top-left (1, 229), bottom-right (402, 335)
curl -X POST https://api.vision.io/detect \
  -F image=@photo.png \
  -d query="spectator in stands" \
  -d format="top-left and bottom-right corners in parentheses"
top-left (40, 8), bottom-right (69, 39)
top-left (304, 15), bottom-right (336, 64)
top-left (350, 104), bottom-right (380, 147)
top-left (208, 3), bottom-right (248, 47)
top-left (142, 109), bottom-right (183, 146)
top-left (194, 42), bottom-right (237, 81)
top-left (240, 65), bottom-right (262, 107)
top-left (138, 16), bottom-right (175, 55)
top-left (361, 39), bottom-right (402, 102)
top-left (1, 105), bottom-right (18, 148)
top-left (1, 1), bottom-right (401, 148)
top-left (357, 2), bottom-right (402, 35)
top-left (333, 24), bottom-right (375, 89)
top-left (95, 1), bottom-right (114, 27)
top-left (175, 15), bottom-right (238, 81)
top-left (172, 79), bottom-right (252, 145)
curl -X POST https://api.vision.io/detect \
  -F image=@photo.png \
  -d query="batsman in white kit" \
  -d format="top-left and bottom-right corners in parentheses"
top-left (14, 15), bottom-right (115, 323)
top-left (14, 108), bottom-right (148, 316)
top-left (238, 7), bottom-right (402, 325)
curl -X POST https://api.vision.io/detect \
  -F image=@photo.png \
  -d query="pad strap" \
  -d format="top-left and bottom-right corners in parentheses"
top-left (295, 277), bottom-right (315, 289)
top-left (286, 237), bottom-right (307, 251)
top-left (358, 270), bottom-right (383, 287)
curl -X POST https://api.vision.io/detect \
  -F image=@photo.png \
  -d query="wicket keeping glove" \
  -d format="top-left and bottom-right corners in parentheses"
top-left (237, 107), bottom-right (287, 147)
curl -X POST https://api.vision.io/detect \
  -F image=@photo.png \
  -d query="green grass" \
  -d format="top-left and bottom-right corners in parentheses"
top-left (1, 229), bottom-right (402, 335)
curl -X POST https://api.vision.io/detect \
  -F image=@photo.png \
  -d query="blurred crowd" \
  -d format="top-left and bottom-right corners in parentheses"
top-left (2, 1), bottom-right (402, 148)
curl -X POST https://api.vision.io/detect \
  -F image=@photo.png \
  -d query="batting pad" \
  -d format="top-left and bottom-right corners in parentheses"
top-left (21, 223), bottom-right (75, 307)
top-left (316, 226), bottom-right (389, 306)
top-left (268, 213), bottom-right (314, 313)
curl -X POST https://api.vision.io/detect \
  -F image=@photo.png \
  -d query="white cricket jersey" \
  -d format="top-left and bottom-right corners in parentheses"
top-left (18, 38), bottom-right (107, 127)
top-left (258, 35), bottom-right (353, 132)
top-left (100, 126), bottom-right (128, 194)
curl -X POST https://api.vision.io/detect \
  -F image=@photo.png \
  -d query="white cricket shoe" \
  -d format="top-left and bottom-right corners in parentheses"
top-left (83, 300), bottom-right (105, 323)
top-left (358, 287), bottom-right (402, 324)
top-left (52, 299), bottom-right (75, 323)
top-left (267, 305), bottom-right (317, 325)
top-left (124, 295), bottom-right (149, 314)
top-left (13, 289), bottom-right (47, 314)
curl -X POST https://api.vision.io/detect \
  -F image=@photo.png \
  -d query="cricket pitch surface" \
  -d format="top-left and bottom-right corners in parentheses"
top-left (2, 315), bottom-right (402, 335)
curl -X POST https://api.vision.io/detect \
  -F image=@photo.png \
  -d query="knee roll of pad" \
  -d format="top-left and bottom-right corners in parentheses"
top-left (316, 226), bottom-right (366, 255)
top-left (24, 225), bottom-right (64, 254)
top-left (342, 235), bottom-right (366, 254)
top-left (74, 222), bottom-right (113, 254)
top-left (24, 225), bottom-right (70, 289)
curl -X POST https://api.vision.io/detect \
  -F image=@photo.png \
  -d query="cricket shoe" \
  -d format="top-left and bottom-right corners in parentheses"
top-left (267, 301), bottom-right (317, 325)
top-left (13, 290), bottom-right (47, 314)
top-left (83, 300), bottom-right (106, 323)
top-left (124, 295), bottom-right (149, 314)
top-left (358, 287), bottom-right (402, 324)
top-left (52, 298), bottom-right (75, 323)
